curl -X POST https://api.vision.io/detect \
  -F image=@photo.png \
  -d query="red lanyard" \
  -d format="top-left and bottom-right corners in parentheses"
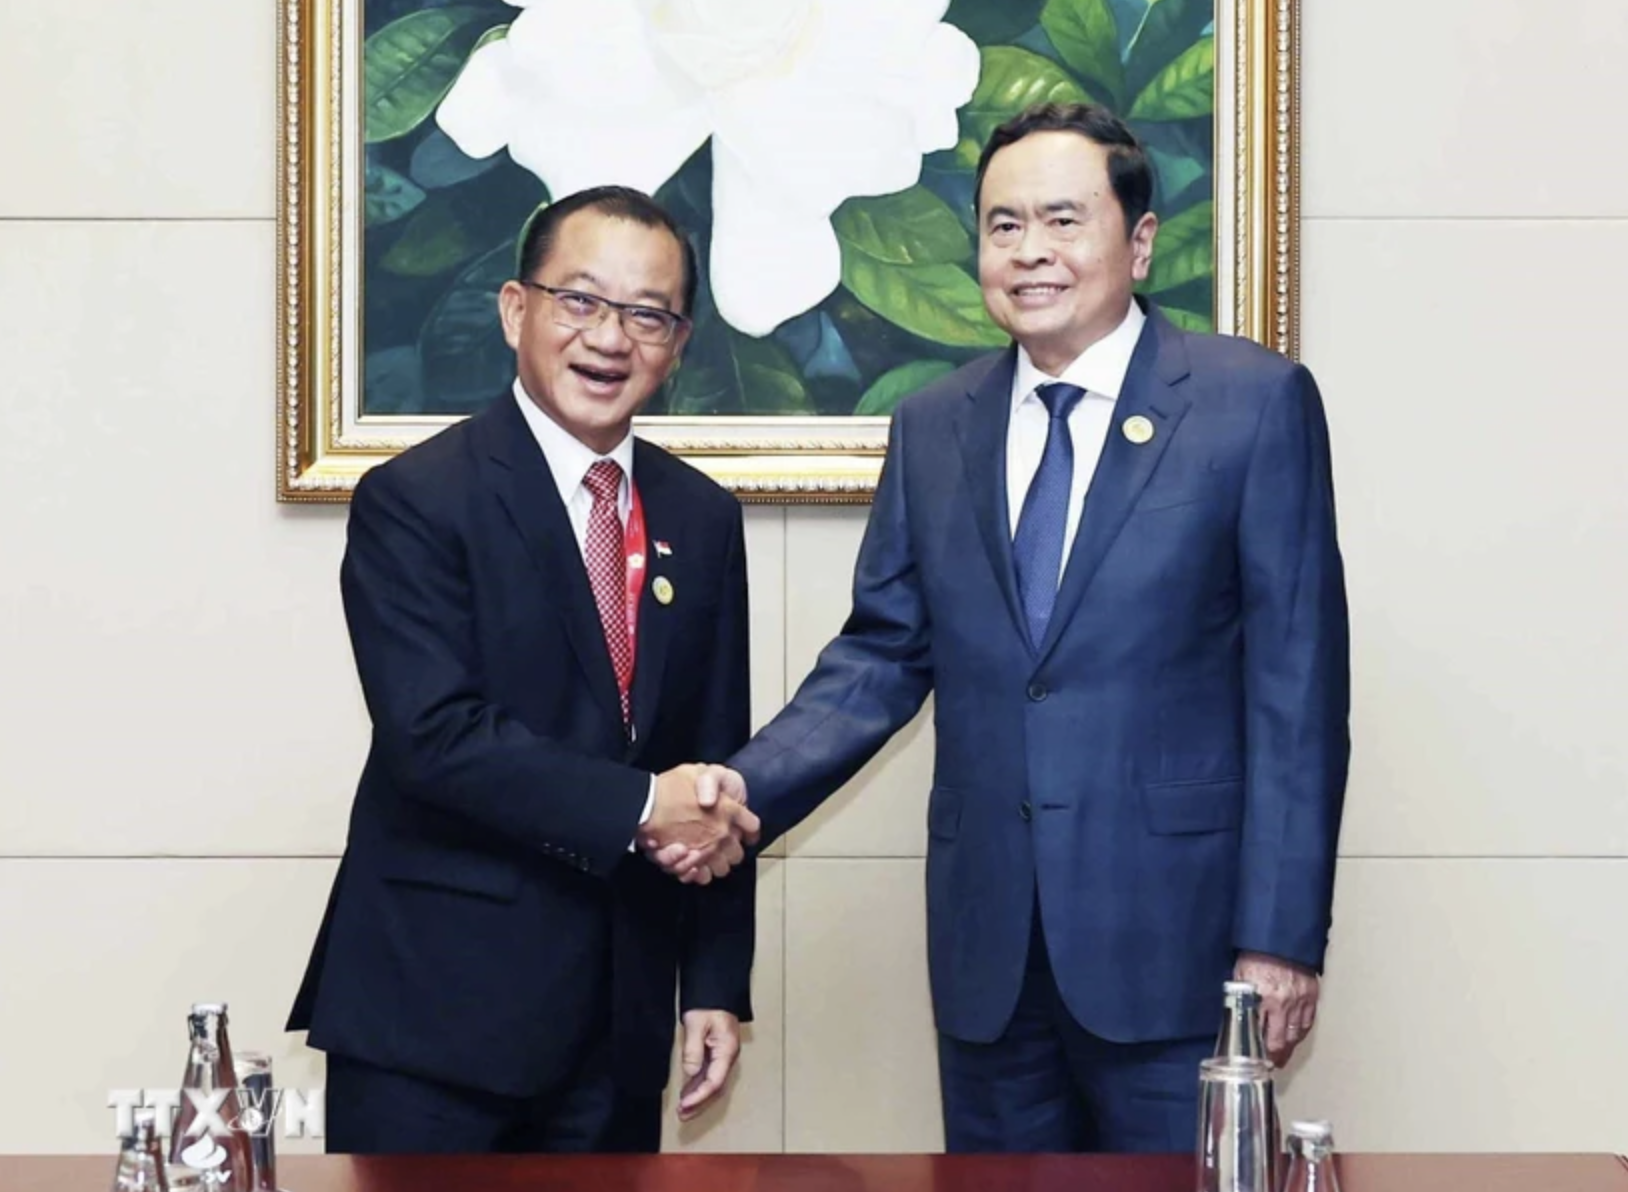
top-left (620, 483), bottom-right (648, 702)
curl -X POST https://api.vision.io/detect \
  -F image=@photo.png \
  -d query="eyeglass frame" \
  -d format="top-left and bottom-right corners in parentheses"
top-left (518, 281), bottom-right (691, 346)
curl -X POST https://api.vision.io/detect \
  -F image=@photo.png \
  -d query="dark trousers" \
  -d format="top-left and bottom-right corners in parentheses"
top-left (937, 908), bottom-right (1211, 1153)
top-left (322, 1035), bottom-right (662, 1155)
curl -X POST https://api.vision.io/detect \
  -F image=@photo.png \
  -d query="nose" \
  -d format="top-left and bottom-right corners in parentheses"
top-left (584, 309), bottom-right (633, 354)
top-left (1014, 222), bottom-right (1054, 265)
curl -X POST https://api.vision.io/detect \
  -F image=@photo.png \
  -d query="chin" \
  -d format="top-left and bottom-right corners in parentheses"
top-left (1010, 314), bottom-right (1073, 343)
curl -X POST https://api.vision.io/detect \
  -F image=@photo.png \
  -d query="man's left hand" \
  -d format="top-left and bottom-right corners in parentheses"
top-left (677, 1009), bottom-right (742, 1121)
top-left (1233, 951), bottom-right (1320, 1067)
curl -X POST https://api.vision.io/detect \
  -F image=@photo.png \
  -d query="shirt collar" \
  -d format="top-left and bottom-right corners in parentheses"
top-left (1011, 297), bottom-right (1148, 411)
top-left (512, 379), bottom-right (635, 507)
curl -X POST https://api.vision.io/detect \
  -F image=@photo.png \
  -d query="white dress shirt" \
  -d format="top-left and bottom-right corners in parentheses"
top-left (513, 382), bottom-right (655, 834)
top-left (1006, 299), bottom-right (1147, 583)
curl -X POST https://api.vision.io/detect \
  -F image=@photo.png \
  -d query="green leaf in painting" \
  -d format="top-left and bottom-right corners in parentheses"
top-left (417, 242), bottom-right (515, 409)
top-left (668, 323), bottom-right (813, 415)
top-left (1124, 0), bottom-right (1213, 102)
top-left (1159, 305), bottom-right (1213, 333)
top-left (842, 256), bottom-right (1009, 349)
top-left (855, 361), bottom-right (957, 416)
top-left (366, 162), bottom-right (427, 225)
top-left (832, 187), bottom-right (972, 267)
top-left (734, 335), bottom-right (813, 414)
top-left (365, 7), bottom-right (492, 144)
top-left (1128, 35), bottom-right (1214, 121)
top-left (382, 194), bottom-right (480, 277)
top-left (363, 346), bottom-right (425, 415)
top-left (1041, 0), bottom-right (1126, 110)
top-left (664, 358), bottom-right (727, 416)
top-left (944, 0), bottom-right (1048, 45)
top-left (1147, 145), bottom-right (1207, 208)
top-left (1143, 200), bottom-right (1212, 295)
top-left (471, 22), bottom-right (508, 53)
top-left (960, 47), bottom-right (1093, 150)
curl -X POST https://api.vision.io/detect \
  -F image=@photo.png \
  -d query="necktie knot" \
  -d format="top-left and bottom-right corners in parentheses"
top-left (584, 459), bottom-right (622, 503)
top-left (1036, 382), bottom-right (1087, 421)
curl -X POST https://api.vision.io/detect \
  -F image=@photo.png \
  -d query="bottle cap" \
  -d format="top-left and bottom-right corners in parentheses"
top-left (190, 1002), bottom-right (228, 1015)
top-left (1289, 1119), bottom-right (1334, 1142)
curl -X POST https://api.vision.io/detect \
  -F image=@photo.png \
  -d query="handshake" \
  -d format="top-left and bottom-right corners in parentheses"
top-left (639, 764), bottom-right (756, 884)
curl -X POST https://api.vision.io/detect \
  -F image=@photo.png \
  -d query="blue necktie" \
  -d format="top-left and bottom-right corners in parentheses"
top-left (1012, 382), bottom-right (1087, 649)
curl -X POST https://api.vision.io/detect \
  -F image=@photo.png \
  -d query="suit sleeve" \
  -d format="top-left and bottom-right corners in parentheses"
top-left (731, 403), bottom-right (935, 847)
top-left (679, 502), bottom-right (755, 1019)
top-left (1232, 363), bottom-right (1351, 971)
top-left (340, 463), bottom-right (649, 877)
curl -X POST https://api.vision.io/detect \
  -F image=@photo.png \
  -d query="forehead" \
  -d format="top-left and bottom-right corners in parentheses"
top-left (542, 209), bottom-right (684, 289)
top-left (980, 131), bottom-right (1116, 211)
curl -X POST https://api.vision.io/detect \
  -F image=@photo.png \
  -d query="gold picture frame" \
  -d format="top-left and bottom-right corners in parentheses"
top-left (276, 0), bottom-right (1300, 504)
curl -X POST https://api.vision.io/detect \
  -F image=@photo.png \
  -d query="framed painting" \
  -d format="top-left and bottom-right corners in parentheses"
top-left (276, 0), bottom-right (1300, 503)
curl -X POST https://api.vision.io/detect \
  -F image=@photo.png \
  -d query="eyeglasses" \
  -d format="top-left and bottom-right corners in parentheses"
top-left (519, 282), bottom-right (690, 346)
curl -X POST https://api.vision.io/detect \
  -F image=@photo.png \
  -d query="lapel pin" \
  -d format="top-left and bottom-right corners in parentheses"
top-left (652, 576), bottom-right (675, 605)
top-left (1122, 415), bottom-right (1155, 445)
top-left (654, 541), bottom-right (673, 557)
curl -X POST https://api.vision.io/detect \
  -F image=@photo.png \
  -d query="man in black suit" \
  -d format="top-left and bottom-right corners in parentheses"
top-left (288, 186), bottom-right (762, 1154)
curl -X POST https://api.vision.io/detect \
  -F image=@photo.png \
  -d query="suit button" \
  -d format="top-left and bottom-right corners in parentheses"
top-left (1019, 801), bottom-right (1033, 821)
top-left (1027, 682), bottom-right (1048, 702)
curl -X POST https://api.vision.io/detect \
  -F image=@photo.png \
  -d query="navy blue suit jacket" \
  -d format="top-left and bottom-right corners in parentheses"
top-left (288, 393), bottom-right (755, 1098)
top-left (733, 301), bottom-right (1349, 1046)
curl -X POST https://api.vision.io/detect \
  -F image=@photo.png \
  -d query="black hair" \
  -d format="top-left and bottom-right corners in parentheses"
top-left (973, 102), bottom-right (1155, 236)
top-left (515, 185), bottom-right (699, 316)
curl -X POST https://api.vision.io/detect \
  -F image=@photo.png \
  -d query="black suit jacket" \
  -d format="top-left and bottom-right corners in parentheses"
top-left (288, 392), bottom-right (755, 1099)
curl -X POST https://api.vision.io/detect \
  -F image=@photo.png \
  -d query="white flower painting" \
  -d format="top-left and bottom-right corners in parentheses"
top-left (360, 0), bottom-right (1217, 417)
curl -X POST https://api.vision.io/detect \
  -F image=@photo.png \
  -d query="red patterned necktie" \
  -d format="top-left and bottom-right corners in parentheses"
top-left (582, 459), bottom-right (632, 726)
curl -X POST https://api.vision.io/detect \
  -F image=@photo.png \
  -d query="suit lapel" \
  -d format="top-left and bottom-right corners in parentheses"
top-left (1036, 304), bottom-right (1194, 664)
top-left (475, 395), bottom-right (624, 725)
top-left (627, 440), bottom-right (675, 741)
top-left (958, 348), bottom-right (1029, 646)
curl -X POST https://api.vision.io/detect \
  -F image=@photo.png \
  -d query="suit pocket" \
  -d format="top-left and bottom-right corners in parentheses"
top-left (379, 838), bottom-right (522, 903)
top-left (927, 786), bottom-right (962, 842)
top-left (1141, 778), bottom-right (1244, 835)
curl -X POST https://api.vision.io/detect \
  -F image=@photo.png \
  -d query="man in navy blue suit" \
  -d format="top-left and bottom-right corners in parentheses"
top-left (288, 187), bottom-right (762, 1154)
top-left (658, 103), bottom-right (1350, 1153)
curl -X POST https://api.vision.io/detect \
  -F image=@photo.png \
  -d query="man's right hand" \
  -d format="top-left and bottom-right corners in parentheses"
top-left (641, 764), bottom-right (759, 884)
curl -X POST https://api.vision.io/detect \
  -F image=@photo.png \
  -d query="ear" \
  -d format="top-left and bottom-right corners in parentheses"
top-left (497, 280), bottom-right (528, 351)
top-left (1128, 211), bottom-right (1159, 283)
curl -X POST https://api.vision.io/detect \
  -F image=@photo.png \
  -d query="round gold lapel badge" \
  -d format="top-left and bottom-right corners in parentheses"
top-left (652, 576), bottom-right (675, 605)
top-left (1122, 414), bottom-right (1155, 445)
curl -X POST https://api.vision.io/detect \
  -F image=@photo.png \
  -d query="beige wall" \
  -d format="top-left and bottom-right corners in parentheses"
top-left (2, 0), bottom-right (1625, 1158)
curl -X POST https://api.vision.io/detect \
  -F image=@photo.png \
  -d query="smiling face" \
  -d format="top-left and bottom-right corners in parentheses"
top-left (977, 130), bottom-right (1158, 375)
top-left (498, 208), bottom-right (691, 454)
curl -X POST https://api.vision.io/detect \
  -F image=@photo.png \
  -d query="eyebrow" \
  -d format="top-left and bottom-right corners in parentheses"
top-left (983, 200), bottom-right (1088, 226)
top-left (557, 270), bottom-right (676, 310)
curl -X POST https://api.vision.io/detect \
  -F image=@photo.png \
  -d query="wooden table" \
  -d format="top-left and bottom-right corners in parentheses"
top-left (9, 1152), bottom-right (1627, 1191)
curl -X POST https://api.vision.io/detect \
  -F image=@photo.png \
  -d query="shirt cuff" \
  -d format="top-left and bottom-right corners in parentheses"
top-left (628, 775), bottom-right (656, 852)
